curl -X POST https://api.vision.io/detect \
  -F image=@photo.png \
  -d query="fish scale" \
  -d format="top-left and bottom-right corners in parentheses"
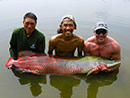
top-left (6, 55), bottom-right (121, 75)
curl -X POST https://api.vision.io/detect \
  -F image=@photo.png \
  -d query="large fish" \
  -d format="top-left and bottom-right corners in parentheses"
top-left (6, 55), bottom-right (121, 75)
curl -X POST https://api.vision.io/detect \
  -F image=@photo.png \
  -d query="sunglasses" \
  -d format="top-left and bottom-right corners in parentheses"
top-left (96, 29), bottom-right (107, 35)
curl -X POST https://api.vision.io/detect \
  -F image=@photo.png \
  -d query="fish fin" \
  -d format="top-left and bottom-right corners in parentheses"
top-left (87, 68), bottom-right (94, 76)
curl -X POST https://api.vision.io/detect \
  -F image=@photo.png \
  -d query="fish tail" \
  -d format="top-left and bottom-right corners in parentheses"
top-left (6, 57), bottom-right (14, 69)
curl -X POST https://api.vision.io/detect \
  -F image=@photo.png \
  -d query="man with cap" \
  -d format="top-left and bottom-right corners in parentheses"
top-left (48, 15), bottom-right (84, 57)
top-left (84, 22), bottom-right (121, 74)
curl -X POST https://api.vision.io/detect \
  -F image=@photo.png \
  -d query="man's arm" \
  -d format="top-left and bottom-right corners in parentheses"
top-left (83, 41), bottom-right (91, 56)
top-left (97, 44), bottom-right (121, 73)
top-left (9, 32), bottom-right (17, 60)
top-left (78, 39), bottom-right (84, 57)
top-left (48, 38), bottom-right (55, 55)
top-left (37, 35), bottom-right (46, 54)
top-left (105, 45), bottom-right (121, 72)
top-left (112, 44), bottom-right (121, 60)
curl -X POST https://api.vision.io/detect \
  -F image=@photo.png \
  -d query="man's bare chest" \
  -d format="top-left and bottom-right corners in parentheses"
top-left (90, 44), bottom-right (113, 58)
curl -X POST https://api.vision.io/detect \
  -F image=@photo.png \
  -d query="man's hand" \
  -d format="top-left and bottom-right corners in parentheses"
top-left (18, 51), bottom-right (36, 58)
top-left (92, 65), bottom-right (100, 74)
top-left (92, 62), bottom-right (108, 74)
top-left (98, 62), bottom-right (108, 72)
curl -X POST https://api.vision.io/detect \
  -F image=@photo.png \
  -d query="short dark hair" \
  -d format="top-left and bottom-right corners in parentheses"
top-left (57, 28), bottom-right (63, 34)
top-left (24, 12), bottom-right (37, 22)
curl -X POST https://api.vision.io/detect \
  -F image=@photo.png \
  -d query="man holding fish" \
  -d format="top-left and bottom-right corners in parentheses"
top-left (8, 13), bottom-right (121, 75)
top-left (9, 12), bottom-right (46, 60)
top-left (84, 22), bottom-right (121, 74)
top-left (48, 15), bottom-right (84, 57)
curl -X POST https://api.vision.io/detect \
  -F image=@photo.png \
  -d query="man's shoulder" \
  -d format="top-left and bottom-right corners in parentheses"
top-left (73, 34), bottom-right (84, 42)
top-left (84, 36), bottom-right (96, 48)
top-left (48, 34), bottom-right (61, 45)
top-left (35, 29), bottom-right (42, 34)
top-left (85, 36), bottom-right (95, 43)
top-left (108, 36), bottom-right (120, 49)
top-left (108, 36), bottom-right (119, 45)
top-left (50, 34), bottom-right (62, 41)
top-left (34, 29), bottom-right (45, 38)
top-left (13, 27), bottom-right (24, 34)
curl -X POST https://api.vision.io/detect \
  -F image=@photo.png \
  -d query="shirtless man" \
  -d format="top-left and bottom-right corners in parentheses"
top-left (84, 22), bottom-right (121, 74)
top-left (48, 15), bottom-right (84, 57)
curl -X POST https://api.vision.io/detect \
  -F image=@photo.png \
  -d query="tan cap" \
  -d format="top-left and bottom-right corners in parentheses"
top-left (61, 14), bottom-right (75, 22)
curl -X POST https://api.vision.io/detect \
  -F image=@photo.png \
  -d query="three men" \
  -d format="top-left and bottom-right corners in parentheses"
top-left (48, 15), bottom-right (84, 57)
top-left (84, 22), bottom-right (121, 73)
top-left (9, 13), bottom-right (121, 74)
top-left (9, 12), bottom-right (46, 59)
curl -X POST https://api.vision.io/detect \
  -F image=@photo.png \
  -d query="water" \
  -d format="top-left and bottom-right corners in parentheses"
top-left (0, 0), bottom-right (130, 98)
